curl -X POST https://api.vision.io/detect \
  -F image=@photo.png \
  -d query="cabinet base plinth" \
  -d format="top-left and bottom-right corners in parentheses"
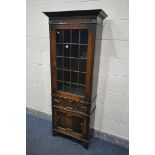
top-left (52, 129), bottom-right (89, 149)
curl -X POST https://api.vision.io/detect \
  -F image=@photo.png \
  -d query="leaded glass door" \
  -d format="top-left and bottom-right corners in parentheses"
top-left (55, 29), bottom-right (88, 96)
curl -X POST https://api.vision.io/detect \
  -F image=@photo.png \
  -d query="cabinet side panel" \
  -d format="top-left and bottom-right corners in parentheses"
top-left (50, 28), bottom-right (57, 94)
top-left (89, 108), bottom-right (96, 139)
top-left (91, 24), bottom-right (103, 101)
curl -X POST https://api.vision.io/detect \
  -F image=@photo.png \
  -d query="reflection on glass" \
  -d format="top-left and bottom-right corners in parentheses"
top-left (56, 30), bottom-right (63, 43)
top-left (64, 44), bottom-right (70, 57)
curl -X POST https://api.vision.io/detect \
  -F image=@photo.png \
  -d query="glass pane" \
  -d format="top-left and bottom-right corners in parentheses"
top-left (57, 57), bottom-right (63, 69)
top-left (72, 30), bottom-right (79, 43)
top-left (64, 70), bottom-right (70, 82)
top-left (64, 30), bottom-right (70, 43)
top-left (64, 44), bottom-right (70, 57)
top-left (57, 69), bottom-right (63, 81)
top-left (78, 85), bottom-right (85, 96)
top-left (56, 30), bottom-right (63, 43)
top-left (57, 81), bottom-right (63, 91)
top-left (56, 44), bottom-right (63, 56)
top-left (56, 29), bottom-right (88, 96)
top-left (79, 73), bottom-right (86, 85)
top-left (71, 71), bottom-right (78, 83)
top-left (80, 45), bottom-right (87, 58)
top-left (79, 59), bottom-right (87, 72)
top-left (71, 58), bottom-right (78, 71)
top-left (71, 45), bottom-right (79, 58)
top-left (64, 82), bottom-right (70, 92)
top-left (64, 58), bottom-right (70, 70)
top-left (80, 30), bottom-right (88, 44)
top-left (71, 83), bottom-right (78, 94)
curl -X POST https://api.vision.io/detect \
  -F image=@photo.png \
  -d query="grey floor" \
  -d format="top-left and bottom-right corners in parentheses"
top-left (26, 113), bottom-right (129, 155)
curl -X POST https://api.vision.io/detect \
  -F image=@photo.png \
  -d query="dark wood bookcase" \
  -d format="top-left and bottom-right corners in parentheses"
top-left (44, 9), bottom-right (107, 149)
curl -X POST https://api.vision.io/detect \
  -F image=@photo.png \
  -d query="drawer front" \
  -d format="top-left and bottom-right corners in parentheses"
top-left (53, 97), bottom-right (90, 114)
top-left (53, 107), bottom-right (88, 140)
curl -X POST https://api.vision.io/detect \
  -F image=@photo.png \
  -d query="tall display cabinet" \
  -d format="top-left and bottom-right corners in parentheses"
top-left (44, 9), bottom-right (107, 149)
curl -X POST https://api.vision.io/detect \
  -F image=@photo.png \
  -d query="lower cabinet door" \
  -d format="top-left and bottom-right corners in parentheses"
top-left (53, 107), bottom-right (88, 140)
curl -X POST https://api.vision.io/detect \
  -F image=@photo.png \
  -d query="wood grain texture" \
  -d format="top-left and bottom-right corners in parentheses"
top-left (45, 10), bottom-right (107, 149)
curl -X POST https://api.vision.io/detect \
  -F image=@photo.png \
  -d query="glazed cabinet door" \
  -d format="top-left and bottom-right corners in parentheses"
top-left (50, 26), bottom-right (94, 100)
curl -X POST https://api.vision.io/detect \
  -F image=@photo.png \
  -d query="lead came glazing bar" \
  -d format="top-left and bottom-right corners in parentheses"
top-left (56, 29), bottom-right (88, 96)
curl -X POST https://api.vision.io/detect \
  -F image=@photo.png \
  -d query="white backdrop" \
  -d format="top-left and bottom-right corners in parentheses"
top-left (26, 0), bottom-right (129, 140)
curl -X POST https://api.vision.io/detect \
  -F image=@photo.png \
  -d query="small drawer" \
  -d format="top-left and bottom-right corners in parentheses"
top-left (53, 97), bottom-right (90, 114)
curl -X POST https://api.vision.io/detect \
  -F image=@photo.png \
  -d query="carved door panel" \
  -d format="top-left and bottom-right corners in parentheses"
top-left (53, 108), bottom-right (88, 139)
